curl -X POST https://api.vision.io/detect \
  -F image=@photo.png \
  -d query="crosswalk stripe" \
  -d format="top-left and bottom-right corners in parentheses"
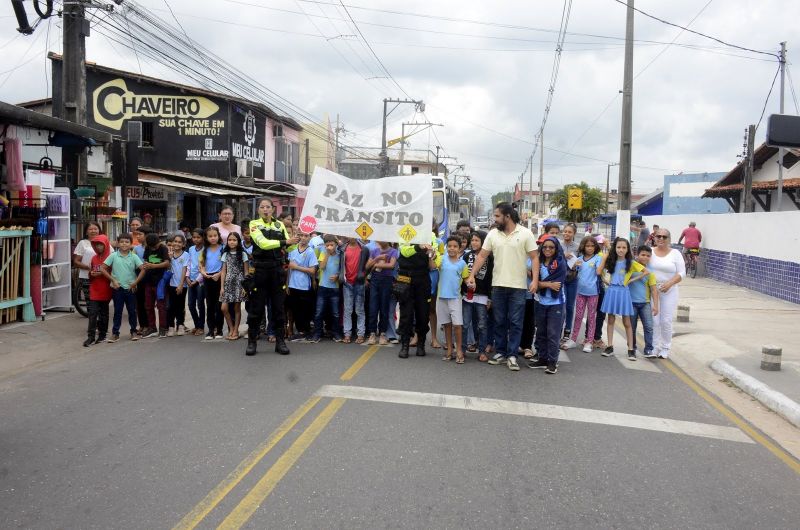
top-left (315, 385), bottom-right (753, 443)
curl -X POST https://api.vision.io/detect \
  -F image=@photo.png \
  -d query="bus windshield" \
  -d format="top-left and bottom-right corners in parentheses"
top-left (432, 190), bottom-right (445, 226)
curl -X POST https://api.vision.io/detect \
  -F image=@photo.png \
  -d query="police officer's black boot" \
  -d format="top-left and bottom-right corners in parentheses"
top-left (415, 333), bottom-right (427, 356)
top-left (246, 330), bottom-right (258, 356)
top-left (275, 331), bottom-right (290, 355)
top-left (399, 338), bottom-right (410, 359)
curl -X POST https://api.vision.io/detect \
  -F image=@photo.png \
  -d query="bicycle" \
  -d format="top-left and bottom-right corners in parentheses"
top-left (684, 248), bottom-right (700, 278)
top-left (71, 267), bottom-right (89, 317)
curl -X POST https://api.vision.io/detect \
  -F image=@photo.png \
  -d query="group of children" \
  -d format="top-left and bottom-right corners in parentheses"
top-left (75, 216), bottom-right (660, 370)
top-left (76, 221), bottom-right (253, 345)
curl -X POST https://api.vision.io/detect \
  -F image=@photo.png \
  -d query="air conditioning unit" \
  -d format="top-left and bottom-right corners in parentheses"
top-left (236, 159), bottom-right (254, 178)
top-left (127, 121), bottom-right (142, 147)
top-left (273, 124), bottom-right (284, 138)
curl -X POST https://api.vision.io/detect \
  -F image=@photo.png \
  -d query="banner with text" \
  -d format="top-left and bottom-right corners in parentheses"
top-left (299, 168), bottom-right (433, 245)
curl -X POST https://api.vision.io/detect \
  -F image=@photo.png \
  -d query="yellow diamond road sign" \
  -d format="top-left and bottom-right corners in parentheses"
top-left (398, 224), bottom-right (417, 243)
top-left (356, 221), bottom-right (373, 240)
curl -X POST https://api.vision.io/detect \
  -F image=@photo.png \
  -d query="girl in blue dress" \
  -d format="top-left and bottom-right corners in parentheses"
top-left (599, 238), bottom-right (645, 360)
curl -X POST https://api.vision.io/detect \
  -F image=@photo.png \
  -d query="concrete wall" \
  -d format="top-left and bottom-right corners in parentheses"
top-left (643, 211), bottom-right (800, 304)
top-left (663, 172), bottom-right (730, 215)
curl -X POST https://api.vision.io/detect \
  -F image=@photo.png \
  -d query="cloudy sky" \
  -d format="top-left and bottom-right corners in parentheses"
top-left (1, 0), bottom-right (798, 203)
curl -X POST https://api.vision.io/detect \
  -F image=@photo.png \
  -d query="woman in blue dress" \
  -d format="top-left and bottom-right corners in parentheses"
top-left (599, 238), bottom-right (646, 360)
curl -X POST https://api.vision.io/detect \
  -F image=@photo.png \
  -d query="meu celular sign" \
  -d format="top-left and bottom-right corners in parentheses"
top-left (299, 167), bottom-right (433, 245)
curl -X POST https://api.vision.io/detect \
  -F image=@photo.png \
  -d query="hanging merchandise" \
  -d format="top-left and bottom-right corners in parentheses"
top-left (3, 138), bottom-right (26, 191)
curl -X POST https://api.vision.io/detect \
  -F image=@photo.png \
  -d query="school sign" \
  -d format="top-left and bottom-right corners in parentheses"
top-left (299, 168), bottom-right (433, 245)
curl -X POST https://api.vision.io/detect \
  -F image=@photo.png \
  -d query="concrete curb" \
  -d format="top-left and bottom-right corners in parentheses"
top-left (710, 359), bottom-right (800, 429)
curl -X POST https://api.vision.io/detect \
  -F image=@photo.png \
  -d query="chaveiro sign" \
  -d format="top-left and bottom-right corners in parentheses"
top-left (299, 167), bottom-right (433, 245)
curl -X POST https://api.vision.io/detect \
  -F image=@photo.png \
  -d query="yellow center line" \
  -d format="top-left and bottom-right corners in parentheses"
top-left (172, 343), bottom-right (381, 529)
top-left (660, 358), bottom-right (800, 475)
top-left (217, 398), bottom-right (347, 530)
top-left (171, 396), bottom-right (321, 530)
top-left (340, 344), bottom-right (380, 381)
top-left (614, 321), bottom-right (800, 475)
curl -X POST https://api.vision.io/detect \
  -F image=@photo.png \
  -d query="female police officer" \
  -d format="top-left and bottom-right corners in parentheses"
top-left (245, 198), bottom-right (298, 356)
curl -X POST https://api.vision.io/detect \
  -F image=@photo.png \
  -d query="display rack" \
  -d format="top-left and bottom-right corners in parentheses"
top-left (41, 187), bottom-right (72, 313)
top-left (72, 195), bottom-right (127, 243)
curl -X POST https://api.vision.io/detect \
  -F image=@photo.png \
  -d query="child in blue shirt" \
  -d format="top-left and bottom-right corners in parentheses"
top-left (530, 236), bottom-right (567, 374)
top-left (287, 232), bottom-right (318, 341)
top-left (435, 236), bottom-right (469, 364)
top-left (187, 229), bottom-right (205, 335)
top-left (629, 245), bottom-right (660, 357)
top-left (311, 234), bottom-right (343, 343)
top-left (167, 233), bottom-right (190, 336)
top-left (562, 236), bottom-right (604, 353)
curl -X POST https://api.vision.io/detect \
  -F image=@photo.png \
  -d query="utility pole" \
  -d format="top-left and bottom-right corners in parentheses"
top-left (776, 42), bottom-right (787, 211)
top-left (379, 98), bottom-right (424, 178)
top-left (742, 124), bottom-right (756, 213)
top-left (538, 131), bottom-right (544, 215)
top-left (435, 145), bottom-right (440, 176)
top-left (334, 113), bottom-right (341, 172)
top-left (62, 0), bottom-right (90, 187)
top-left (304, 138), bottom-right (310, 185)
top-left (617, 0), bottom-right (635, 211)
top-left (528, 154), bottom-right (533, 219)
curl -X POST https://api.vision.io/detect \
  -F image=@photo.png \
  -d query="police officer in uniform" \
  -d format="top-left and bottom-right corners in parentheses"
top-left (246, 198), bottom-right (298, 356)
top-left (396, 232), bottom-right (438, 358)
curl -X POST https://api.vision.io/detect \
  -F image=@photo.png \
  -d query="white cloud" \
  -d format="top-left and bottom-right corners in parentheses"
top-left (1, 0), bottom-right (796, 202)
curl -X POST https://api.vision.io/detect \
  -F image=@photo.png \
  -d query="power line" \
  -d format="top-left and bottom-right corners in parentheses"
top-left (337, 1), bottom-right (410, 99)
top-left (552, 0), bottom-right (721, 168)
top-left (610, 0), bottom-right (778, 58)
top-left (755, 63), bottom-right (781, 132)
top-left (786, 65), bottom-right (800, 114)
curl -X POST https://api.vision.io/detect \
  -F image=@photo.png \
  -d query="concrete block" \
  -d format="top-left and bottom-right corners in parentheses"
top-left (760, 345), bottom-right (782, 371)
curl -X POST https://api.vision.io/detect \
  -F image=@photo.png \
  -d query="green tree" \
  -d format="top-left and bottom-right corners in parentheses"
top-left (549, 182), bottom-right (605, 222)
top-left (490, 191), bottom-right (513, 208)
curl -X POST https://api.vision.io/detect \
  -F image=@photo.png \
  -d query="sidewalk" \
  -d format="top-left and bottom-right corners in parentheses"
top-left (665, 277), bottom-right (800, 427)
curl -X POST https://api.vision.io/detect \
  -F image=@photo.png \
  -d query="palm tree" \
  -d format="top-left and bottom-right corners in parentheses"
top-left (549, 182), bottom-right (605, 222)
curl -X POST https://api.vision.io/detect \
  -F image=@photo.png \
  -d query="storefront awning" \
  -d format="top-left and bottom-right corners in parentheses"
top-left (0, 100), bottom-right (113, 144)
top-left (138, 167), bottom-right (296, 197)
top-left (137, 174), bottom-right (254, 197)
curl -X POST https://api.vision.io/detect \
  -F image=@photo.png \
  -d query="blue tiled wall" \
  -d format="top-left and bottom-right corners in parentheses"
top-left (703, 249), bottom-right (800, 304)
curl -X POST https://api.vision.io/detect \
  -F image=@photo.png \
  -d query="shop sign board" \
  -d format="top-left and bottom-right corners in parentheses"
top-left (126, 186), bottom-right (167, 200)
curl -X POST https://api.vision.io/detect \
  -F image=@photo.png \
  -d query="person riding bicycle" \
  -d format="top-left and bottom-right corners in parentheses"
top-left (677, 222), bottom-right (702, 262)
top-left (678, 222), bottom-right (701, 250)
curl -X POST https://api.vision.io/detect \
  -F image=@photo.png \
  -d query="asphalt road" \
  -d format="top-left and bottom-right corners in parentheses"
top-left (1, 325), bottom-right (799, 529)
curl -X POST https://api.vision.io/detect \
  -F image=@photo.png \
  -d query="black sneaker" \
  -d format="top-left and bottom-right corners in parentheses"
top-left (545, 363), bottom-right (558, 374)
top-left (527, 359), bottom-right (548, 369)
top-left (95, 336), bottom-right (107, 344)
top-left (601, 346), bottom-right (614, 357)
top-left (290, 333), bottom-right (306, 342)
top-left (627, 350), bottom-right (637, 361)
top-left (158, 329), bottom-right (168, 338)
top-left (307, 336), bottom-right (321, 343)
top-left (143, 328), bottom-right (159, 339)
top-left (83, 337), bottom-right (95, 348)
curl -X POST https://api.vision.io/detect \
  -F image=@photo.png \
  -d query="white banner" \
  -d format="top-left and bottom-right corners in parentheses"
top-left (299, 167), bottom-right (432, 245)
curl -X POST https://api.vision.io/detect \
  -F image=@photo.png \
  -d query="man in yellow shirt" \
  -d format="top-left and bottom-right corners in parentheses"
top-left (466, 203), bottom-right (538, 371)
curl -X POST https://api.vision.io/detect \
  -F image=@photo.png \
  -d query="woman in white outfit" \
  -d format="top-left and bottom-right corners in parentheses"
top-left (648, 228), bottom-right (685, 358)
